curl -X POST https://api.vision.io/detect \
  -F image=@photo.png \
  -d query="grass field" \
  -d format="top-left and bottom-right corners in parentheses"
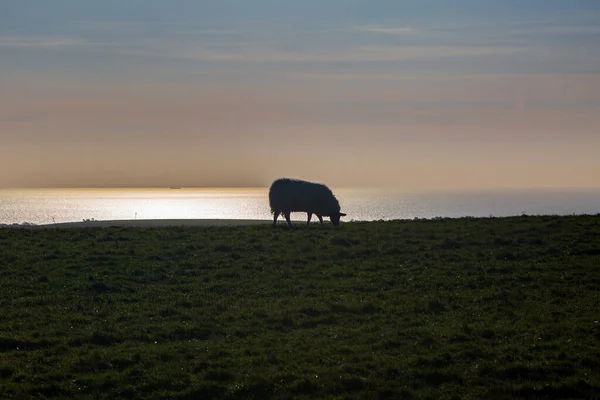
top-left (1, 215), bottom-right (599, 399)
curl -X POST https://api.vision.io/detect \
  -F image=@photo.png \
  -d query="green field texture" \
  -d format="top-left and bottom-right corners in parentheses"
top-left (1, 215), bottom-right (599, 399)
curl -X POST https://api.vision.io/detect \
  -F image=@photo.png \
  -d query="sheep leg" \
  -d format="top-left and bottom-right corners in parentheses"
top-left (284, 212), bottom-right (293, 228)
top-left (307, 212), bottom-right (312, 226)
top-left (273, 211), bottom-right (281, 227)
top-left (317, 214), bottom-right (324, 224)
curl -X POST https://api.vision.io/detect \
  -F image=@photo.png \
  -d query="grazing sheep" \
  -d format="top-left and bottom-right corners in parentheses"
top-left (269, 178), bottom-right (346, 227)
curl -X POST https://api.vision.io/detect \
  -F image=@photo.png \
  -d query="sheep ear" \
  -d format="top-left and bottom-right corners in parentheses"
top-left (339, 212), bottom-right (346, 217)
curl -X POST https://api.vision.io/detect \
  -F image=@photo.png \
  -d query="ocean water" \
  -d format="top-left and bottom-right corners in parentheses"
top-left (1, 187), bottom-right (599, 226)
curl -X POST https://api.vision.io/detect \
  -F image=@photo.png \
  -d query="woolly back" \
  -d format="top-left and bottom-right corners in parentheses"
top-left (269, 178), bottom-right (341, 215)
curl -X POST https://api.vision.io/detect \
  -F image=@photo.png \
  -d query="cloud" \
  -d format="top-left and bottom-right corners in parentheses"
top-left (77, 20), bottom-right (187, 29)
top-left (0, 36), bottom-right (88, 48)
top-left (110, 40), bottom-right (524, 63)
top-left (358, 25), bottom-right (417, 35)
top-left (76, 20), bottom-right (244, 39)
top-left (507, 24), bottom-right (600, 37)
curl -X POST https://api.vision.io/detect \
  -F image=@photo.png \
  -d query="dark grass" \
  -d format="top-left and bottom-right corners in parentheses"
top-left (1, 215), bottom-right (599, 399)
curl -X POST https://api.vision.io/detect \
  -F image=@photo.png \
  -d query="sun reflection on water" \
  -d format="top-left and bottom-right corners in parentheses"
top-left (1, 187), bottom-right (600, 225)
top-left (0, 188), bottom-right (272, 224)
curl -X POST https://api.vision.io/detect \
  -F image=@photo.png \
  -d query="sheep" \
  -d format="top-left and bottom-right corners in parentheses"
top-left (269, 178), bottom-right (346, 227)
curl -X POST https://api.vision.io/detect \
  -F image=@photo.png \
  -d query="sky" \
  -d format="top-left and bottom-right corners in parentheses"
top-left (1, 0), bottom-right (600, 190)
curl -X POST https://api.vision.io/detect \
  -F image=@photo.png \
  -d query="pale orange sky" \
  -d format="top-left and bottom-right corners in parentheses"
top-left (2, 1), bottom-right (600, 190)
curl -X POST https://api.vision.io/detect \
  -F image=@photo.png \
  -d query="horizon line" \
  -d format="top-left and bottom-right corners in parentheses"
top-left (2, 185), bottom-right (600, 192)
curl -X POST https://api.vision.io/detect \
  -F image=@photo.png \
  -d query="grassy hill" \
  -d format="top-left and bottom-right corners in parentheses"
top-left (1, 215), bottom-right (599, 399)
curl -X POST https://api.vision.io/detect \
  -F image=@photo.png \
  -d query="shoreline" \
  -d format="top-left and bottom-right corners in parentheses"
top-left (3, 213), bottom-right (599, 229)
top-left (3, 219), bottom-right (272, 228)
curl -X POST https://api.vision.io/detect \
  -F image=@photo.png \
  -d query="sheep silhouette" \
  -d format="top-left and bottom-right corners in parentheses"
top-left (269, 178), bottom-right (346, 227)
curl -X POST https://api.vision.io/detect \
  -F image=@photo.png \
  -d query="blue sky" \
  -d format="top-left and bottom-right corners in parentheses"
top-left (1, 1), bottom-right (600, 188)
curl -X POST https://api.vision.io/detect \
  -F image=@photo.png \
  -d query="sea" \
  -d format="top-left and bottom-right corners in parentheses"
top-left (1, 187), bottom-right (599, 226)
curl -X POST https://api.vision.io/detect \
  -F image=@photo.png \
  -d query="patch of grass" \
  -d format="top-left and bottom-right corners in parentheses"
top-left (0, 215), bottom-right (599, 398)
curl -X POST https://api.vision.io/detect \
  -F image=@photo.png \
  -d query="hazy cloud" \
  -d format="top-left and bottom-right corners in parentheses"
top-left (108, 40), bottom-right (524, 63)
top-left (77, 20), bottom-right (188, 29)
top-left (0, 36), bottom-right (88, 48)
top-left (358, 25), bottom-right (417, 35)
top-left (513, 25), bottom-right (600, 35)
